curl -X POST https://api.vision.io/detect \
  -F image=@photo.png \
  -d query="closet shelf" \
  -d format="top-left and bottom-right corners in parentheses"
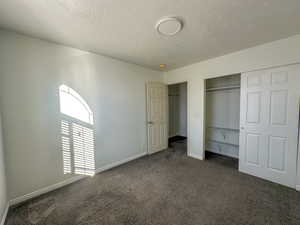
top-left (207, 126), bottom-right (239, 132)
top-left (206, 139), bottom-right (239, 147)
top-left (206, 85), bottom-right (240, 92)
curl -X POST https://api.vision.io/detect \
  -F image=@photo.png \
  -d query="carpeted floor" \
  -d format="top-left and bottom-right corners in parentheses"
top-left (5, 140), bottom-right (300, 225)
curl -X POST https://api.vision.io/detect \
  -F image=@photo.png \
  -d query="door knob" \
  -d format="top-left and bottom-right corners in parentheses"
top-left (148, 121), bottom-right (154, 125)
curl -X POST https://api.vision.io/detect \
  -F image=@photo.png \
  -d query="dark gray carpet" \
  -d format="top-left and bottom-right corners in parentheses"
top-left (5, 141), bottom-right (300, 225)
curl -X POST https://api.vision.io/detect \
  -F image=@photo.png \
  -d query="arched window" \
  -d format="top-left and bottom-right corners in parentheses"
top-left (59, 85), bottom-right (93, 125)
top-left (59, 85), bottom-right (95, 176)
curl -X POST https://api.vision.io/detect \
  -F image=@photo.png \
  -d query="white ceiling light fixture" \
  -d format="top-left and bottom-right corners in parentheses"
top-left (156, 17), bottom-right (183, 36)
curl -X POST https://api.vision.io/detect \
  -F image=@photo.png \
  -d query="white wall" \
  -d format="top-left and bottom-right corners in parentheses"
top-left (164, 34), bottom-right (300, 186)
top-left (0, 112), bottom-right (8, 224)
top-left (0, 30), bottom-right (163, 200)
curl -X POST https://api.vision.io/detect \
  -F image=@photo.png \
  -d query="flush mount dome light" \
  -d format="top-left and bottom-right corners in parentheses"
top-left (156, 17), bottom-right (183, 36)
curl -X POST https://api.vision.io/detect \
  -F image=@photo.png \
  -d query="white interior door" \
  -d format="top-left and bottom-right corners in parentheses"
top-left (239, 65), bottom-right (300, 188)
top-left (146, 82), bottom-right (168, 154)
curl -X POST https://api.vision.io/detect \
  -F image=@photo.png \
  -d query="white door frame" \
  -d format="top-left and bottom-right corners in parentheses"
top-left (201, 75), bottom-right (241, 161)
top-left (164, 81), bottom-right (190, 156)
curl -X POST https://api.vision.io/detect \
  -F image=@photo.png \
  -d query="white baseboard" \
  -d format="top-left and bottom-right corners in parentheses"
top-left (188, 153), bottom-right (203, 160)
top-left (0, 202), bottom-right (9, 225)
top-left (9, 175), bottom-right (85, 206)
top-left (95, 152), bottom-right (147, 173)
top-left (9, 152), bottom-right (147, 206)
top-left (296, 185), bottom-right (300, 192)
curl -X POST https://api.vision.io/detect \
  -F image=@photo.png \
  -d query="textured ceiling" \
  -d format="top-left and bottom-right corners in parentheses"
top-left (1, 0), bottom-right (300, 71)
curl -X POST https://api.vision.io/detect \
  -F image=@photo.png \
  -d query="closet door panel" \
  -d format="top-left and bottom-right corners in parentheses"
top-left (239, 65), bottom-right (300, 189)
top-left (270, 90), bottom-right (288, 125)
top-left (245, 133), bottom-right (261, 166)
top-left (268, 136), bottom-right (287, 171)
top-left (246, 92), bottom-right (262, 124)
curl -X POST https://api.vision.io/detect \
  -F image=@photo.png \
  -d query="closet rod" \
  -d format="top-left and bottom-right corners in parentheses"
top-left (206, 85), bottom-right (240, 92)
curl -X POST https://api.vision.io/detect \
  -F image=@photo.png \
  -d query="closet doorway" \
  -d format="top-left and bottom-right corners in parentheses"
top-left (168, 82), bottom-right (187, 154)
top-left (204, 74), bottom-right (241, 167)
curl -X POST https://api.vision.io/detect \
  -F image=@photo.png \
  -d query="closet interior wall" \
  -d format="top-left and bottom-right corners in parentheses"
top-left (205, 74), bottom-right (241, 159)
top-left (168, 83), bottom-right (187, 138)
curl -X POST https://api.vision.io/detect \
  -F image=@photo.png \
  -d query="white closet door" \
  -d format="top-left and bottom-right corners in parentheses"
top-left (239, 65), bottom-right (300, 188)
top-left (147, 82), bottom-right (168, 154)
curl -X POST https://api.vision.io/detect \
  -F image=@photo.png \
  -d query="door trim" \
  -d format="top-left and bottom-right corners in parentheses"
top-left (166, 82), bottom-right (190, 157)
